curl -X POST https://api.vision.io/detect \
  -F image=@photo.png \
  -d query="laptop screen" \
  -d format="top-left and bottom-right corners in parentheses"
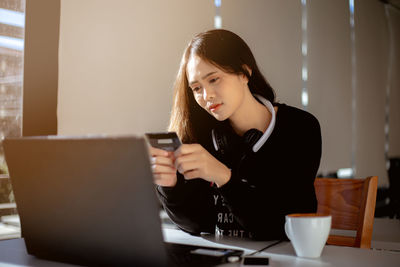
top-left (4, 135), bottom-right (167, 266)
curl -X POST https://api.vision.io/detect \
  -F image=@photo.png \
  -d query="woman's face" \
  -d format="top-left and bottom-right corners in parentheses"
top-left (186, 55), bottom-right (249, 121)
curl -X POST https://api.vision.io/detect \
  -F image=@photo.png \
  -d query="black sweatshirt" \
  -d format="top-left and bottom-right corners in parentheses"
top-left (157, 103), bottom-right (322, 240)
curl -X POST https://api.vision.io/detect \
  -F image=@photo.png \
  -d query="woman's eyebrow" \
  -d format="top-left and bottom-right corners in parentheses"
top-left (189, 71), bottom-right (217, 86)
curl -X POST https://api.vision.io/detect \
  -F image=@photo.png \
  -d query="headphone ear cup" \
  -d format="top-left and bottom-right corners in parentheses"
top-left (213, 128), bottom-right (229, 155)
top-left (212, 126), bottom-right (241, 156)
top-left (243, 128), bottom-right (263, 152)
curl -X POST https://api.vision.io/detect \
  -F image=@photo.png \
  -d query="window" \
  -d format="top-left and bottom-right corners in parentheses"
top-left (0, 0), bottom-right (25, 218)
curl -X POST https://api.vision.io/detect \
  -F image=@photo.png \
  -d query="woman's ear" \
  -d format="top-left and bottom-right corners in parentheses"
top-left (242, 64), bottom-right (252, 77)
top-left (241, 64), bottom-right (252, 83)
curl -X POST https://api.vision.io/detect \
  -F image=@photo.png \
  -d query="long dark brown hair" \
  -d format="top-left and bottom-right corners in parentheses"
top-left (168, 29), bottom-right (275, 144)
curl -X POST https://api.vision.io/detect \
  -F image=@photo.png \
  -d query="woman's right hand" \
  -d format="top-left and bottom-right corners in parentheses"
top-left (148, 146), bottom-right (178, 187)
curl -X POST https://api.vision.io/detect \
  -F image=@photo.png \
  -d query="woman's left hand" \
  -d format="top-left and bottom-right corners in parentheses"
top-left (174, 144), bottom-right (231, 187)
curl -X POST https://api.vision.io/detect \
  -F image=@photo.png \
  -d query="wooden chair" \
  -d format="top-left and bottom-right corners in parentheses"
top-left (314, 176), bottom-right (378, 249)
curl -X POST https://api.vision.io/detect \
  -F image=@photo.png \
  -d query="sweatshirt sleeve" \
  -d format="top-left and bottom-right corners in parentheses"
top-left (217, 112), bottom-right (322, 240)
top-left (156, 173), bottom-right (216, 235)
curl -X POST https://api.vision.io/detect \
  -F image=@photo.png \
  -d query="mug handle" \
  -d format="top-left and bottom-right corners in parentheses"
top-left (284, 221), bottom-right (291, 240)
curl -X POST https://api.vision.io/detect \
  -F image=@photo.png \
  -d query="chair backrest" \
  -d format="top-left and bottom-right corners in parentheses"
top-left (314, 176), bottom-right (378, 249)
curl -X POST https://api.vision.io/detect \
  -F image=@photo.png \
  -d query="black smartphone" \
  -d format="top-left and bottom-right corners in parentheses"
top-left (190, 247), bottom-right (243, 265)
top-left (241, 255), bottom-right (269, 266)
top-left (145, 132), bottom-right (181, 151)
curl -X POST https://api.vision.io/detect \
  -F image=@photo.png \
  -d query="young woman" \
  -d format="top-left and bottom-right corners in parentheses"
top-left (149, 29), bottom-right (321, 240)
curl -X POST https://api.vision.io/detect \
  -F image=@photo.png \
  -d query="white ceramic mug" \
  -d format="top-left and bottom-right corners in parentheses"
top-left (285, 213), bottom-right (331, 258)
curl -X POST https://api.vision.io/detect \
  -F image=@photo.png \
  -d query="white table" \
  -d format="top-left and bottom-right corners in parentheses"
top-left (0, 225), bottom-right (399, 267)
top-left (162, 225), bottom-right (400, 267)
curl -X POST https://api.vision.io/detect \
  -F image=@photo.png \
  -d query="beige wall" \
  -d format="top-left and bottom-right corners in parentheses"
top-left (355, 0), bottom-right (389, 186)
top-left (58, 0), bottom-right (213, 135)
top-left (58, 0), bottom-right (400, 187)
top-left (307, 0), bottom-right (352, 176)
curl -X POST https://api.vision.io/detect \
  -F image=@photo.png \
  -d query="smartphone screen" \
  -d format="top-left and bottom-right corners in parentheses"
top-left (241, 256), bottom-right (269, 266)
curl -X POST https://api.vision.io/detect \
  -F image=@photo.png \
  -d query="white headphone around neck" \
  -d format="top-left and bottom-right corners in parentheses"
top-left (211, 94), bottom-right (276, 153)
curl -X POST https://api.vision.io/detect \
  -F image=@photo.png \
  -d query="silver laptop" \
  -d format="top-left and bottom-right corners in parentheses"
top-left (3, 135), bottom-right (167, 266)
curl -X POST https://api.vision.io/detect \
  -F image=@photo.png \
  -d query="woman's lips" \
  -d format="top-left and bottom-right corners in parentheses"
top-left (209, 104), bottom-right (222, 112)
